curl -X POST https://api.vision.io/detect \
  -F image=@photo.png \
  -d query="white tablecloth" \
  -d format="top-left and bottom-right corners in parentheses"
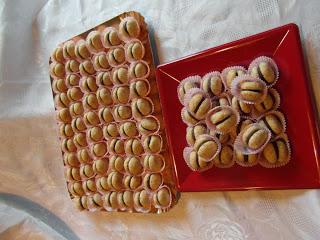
top-left (1, 0), bottom-right (320, 239)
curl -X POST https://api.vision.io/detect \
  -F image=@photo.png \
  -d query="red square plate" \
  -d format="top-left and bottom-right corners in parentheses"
top-left (156, 23), bottom-right (320, 192)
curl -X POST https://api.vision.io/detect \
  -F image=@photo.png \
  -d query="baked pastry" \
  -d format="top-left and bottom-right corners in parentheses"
top-left (178, 78), bottom-right (200, 103)
top-left (125, 138), bottom-right (144, 155)
top-left (80, 164), bottom-right (95, 179)
top-left (262, 138), bottom-right (289, 164)
top-left (138, 116), bottom-right (159, 135)
top-left (131, 98), bottom-right (153, 119)
top-left (112, 66), bottom-right (129, 84)
top-left (69, 182), bottom-right (85, 196)
top-left (97, 71), bottom-right (113, 87)
top-left (51, 46), bottom-right (64, 63)
top-left (99, 107), bottom-right (114, 123)
top-left (63, 41), bottom-right (76, 59)
top-left (93, 158), bottom-right (108, 175)
top-left (231, 97), bottom-right (252, 115)
top-left (108, 47), bottom-right (125, 66)
top-left (93, 53), bottom-right (110, 70)
top-left (143, 154), bottom-right (165, 172)
top-left (50, 62), bottom-right (65, 78)
top-left (52, 78), bottom-right (68, 93)
top-left (143, 134), bottom-right (162, 153)
top-left (143, 173), bottom-right (162, 190)
top-left (69, 102), bottom-right (84, 116)
top-left (103, 123), bottom-right (120, 139)
top-left (92, 142), bottom-right (108, 157)
top-left (254, 89), bottom-right (278, 113)
top-left (258, 112), bottom-right (284, 136)
top-left (118, 191), bottom-right (134, 209)
top-left (213, 132), bottom-right (234, 145)
top-left (79, 60), bottom-right (96, 76)
top-left (102, 27), bottom-right (121, 47)
top-left (186, 123), bottom-right (207, 146)
top-left (66, 167), bottom-right (81, 181)
top-left (67, 87), bottom-right (83, 101)
top-left (130, 79), bottom-right (149, 98)
top-left (57, 108), bottom-right (72, 123)
top-left (82, 179), bottom-right (97, 193)
top-left (241, 124), bottom-right (269, 150)
top-left (153, 187), bottom-right (171, 208)
top-left (123, 175), bottom-right (142, 190)
top-left (236, 119), bottom-right (254, 135)
top-left (194, 135), bottom-right (219, 161)
top-left (134, 190), bottom-right (151, 211)
top-left (251, 61), bottom-right (276, 84)
top-left (225, 68), bottom-right (245, 89)
top-left (207, 107), bottom-right (238, 133)
top-left (83, 111), bottom-right (100, 126)
top-left (73, 196), bottom-right (88, 211)
top-left (187, 92), bottom-right (211, 120)
top-left (181, 107), bottom-right (199, 125)
top-left (96, 176), bottom-right (109, 192)
top-left (83, 93), bottom-right (99, 110)
top-left (71, 117), bottom-right (86, 132)
top-left (74, 132), bottom-right (87, 147)
top-left (119, 121), bottom-right (138, 138)
top-left (109, 138), bottom-right (125, 154)
top-left (107, 171), bottom-right (123, 190)
top-left (104, 191), bottom-right (118, 209)
top-left (202, 73), bottom-right (224, 96)
top-left (96, 88), bottom-right (113, 106)
top-left (126, 40), bottom-right (144, 61)
top-left (238, 80), bottom-right (266, 102)
top-left (109, 155), bottom-right (125, 172)
top-left (113, 105), bottom-right (132, 120)
top-left (86, 31), bottom-right (103, 52)
top-left (65, 60), bottom-right (80, 73)
top-left (112, 85), bottom-right (130, 104)
top-left (119, 17), bottom-right (140, 39)
top-left (80, 76), bottom-right (98, 92)
top-left (66, 74), bottom-right (80, 86)
top-left (124, 156), bottom-right (143, 175)
top-left (213, 145), bottom-right (234, 166)
top-left (216, 95), bottom-right (230, 106)
top-left (63, 152), bottom-right (79, 167)
top-left (77, 148), bottom-right (92, 163)
top-left (75, 40), bottom-right (91, 60)
top-left (55, 93), bottom-right (70, 108)
top-left (235, 150), bottom-right (258, 164)
top-left (90, 193), bottom-right (103, 208)
top-left (88, 126), bottom-right (103, 142)
top-left (129, 61), bottom-right (149, 79)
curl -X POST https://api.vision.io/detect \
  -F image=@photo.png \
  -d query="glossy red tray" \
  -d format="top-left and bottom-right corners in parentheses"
top-left (156, 23), bottom-right (320, 192)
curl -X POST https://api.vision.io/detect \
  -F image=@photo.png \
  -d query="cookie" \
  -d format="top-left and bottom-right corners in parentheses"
top-left (236, 119), bottom-right (254, 135)
top-left (131, 98), bottom-right (153, 119)
top-left (186, 123), bottom-right (207, 146)
top-left (113, 105), bottom-right (132, 120)
top-left (86, 31), bottom-right (103, 52)
top-left (77, 148), bottom-right (92, 163)
top-left (143, 173), bottom-right (162, 190)
top-left (51, 46), bottom-right (64, 63)
top-left (130, 79), bottom-right (150, 98)
top-left (66, 167), bottom-right (81, 181)
top-left (225, 68), bottom-right (245, 89)
top-left (153, 187), bottom-right (171, 208)
top-left (109, 139), bottom-right (125, 154)
top-left (143, 134), bottom-right (162, 153)
top-left (112, 66), bottom-right (129, 84)
top-left (186, 92), bottom-right (211, 120)
top-left (82, 179), bottom-right (97, 193)
top-left (50, 62), bottom-right (65, 78)
top-left (262, 138), bottom-right (289, 164)
top-left (124, 138), bottom-right (144, 155)
top-left (188, 150), bottom-right (212, 170)
top-left (202, 73), bottom-right (224, 96)
top-left (207, 107), bottom-right (238, 134)
top-left (251, 61), bottom-right (276, 84)
top-left (96, 87), bottom-right (113, 106)
top-left (73, 196), bottom-right (88, 211)
top-left (80, 76), bottom-right (98, 92)
top-left (237, 80), bottom-right (266, 103)
top-left (61, 138), bottom-right (77, 153)
top-left (235, 151), bottom-right (259, 164)
top-left (102, 27), bottom-right (121, 47)
top-left (80, 164), bottom-right (95, 179)
top-left (63, 41), bottom-right (76, 59)
top-left (134, 190), bottom-right (151, 210)
top-left (107, 171), bottom-right (123, 190)
top-left (124, 156), bottom-right (143, 175)
top-left (241, 124), bottom-right (269, 150)
top-left (119, 17), bottom-right (140, 39)
top-left (57, 108), bottom-right (72, 123)
top-left (79, 60), bottom-right (95, 76)
top-left (108, 47), bottom-right (125, 66)
top-left (93, 53), bottom-right (110, 70)
top-left (83, 93), bottom-right (99, 110)
top-left (52, 78), bottom-right (68, 93)
top-left (213, 145), bottom-right (234, 166)
top-left (129, 61), bottom-right (149, 79)
top-left (96, 176), bottom-right (109, 192)
top-left (254, 89), bottom-right (278, 113)
top-left (71, 117), bottom-right (86, 132)
top-left (194, 135), bottom-right (219, 161)
top-left (97, 71), bottom-right (113, 87)
top-left (126, 40), bottom-right (144, 61)
top-left (109, 155), bottom-right (124, 172)
top-left (69, 102), bottom-right (84, 116)
top-left (74, 132), bottom-right (87, 147)
top-left (104, 191), bottom-right (118, 209)
top-left (66, 74), bottom-right (80, 86)
top-left (138, 116), bottom-right (159, 135)
top-left (92, 142), bottom-right (108, 157)
top-left (216, 95), bottom-right (230, 107)
top-left (143, 154), bottom-right (165, 172)
top-left (88, 126), bottom-right (103, 142)
top-left (63, 152), bottom-right (79, 167)
top-left (99, 107), bottom-right (114, 123)
top-left (123, 175), bottom-right (142, 190)
top-left (118, 191), bottom-right (134, 209)
top-left (231, 97), bottom-right (252, 115)
top-left (84, 111), bottom-right (100, 126)
top-left (65, 60), bottom-right (80, 73)
top-left (181, 107), bottom-right (200, 125)
top-left (90, 193), bottom-right (103, 208)
top-left (103, 123), bottom-right (119, 139)
top-left (258, 112), bottom-right (284, 136)
top-left (67, 87), bottom-right (83, 101)
top-left (75, 40), bottom-right (91, 60)
top-left (178, 78), bottom-right (200, 103)
top-left (119, 121), bottom-right (138, 138)
top-left (55, 93), bottom-right (70, 108)
top-left (69, 182), bottom-right (85, 196)
top-left (112, 85), bottom-right (130, 104)
top-left (213, 132), bottom-right (234, 145)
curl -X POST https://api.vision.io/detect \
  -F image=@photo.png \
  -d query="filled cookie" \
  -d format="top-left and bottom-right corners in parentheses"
top-left (109, 138), bottom-right (125, 155)
top-left (65, 60), bottom-right (80, 73)
top-left (119, 17), bottom-right (141, 40)
top-left (186, 91), bottom-right (211, 120)
top-left (108, 47), bottom-right (125, 66)
top-left (186, 123), bottom-right (207, 146)
top-left (69, 102), bottom-right (84, 116)
top-left (138, 116), bottom-right (159, 135)
top-left (153, 187), bottom-right (171, 208)
top-left (61, 138), bottom-right (77, 153)
top-left (82, 179), bottom-right (97, 193)
top-left (89, 193), bottom-right (103, 209)
top-left (119, 121), bottom-right (138, 138)
top-left (118, 191), bottom-right (134, 209)
top-left (231, 97), bottom-right (252, 115)
top-left (125, 40), bottom-right (145, 61)
top-left (96, 176), bottom-right (109, 192)
top-left (75, 40), bottom-right (91, 60)
top-left (254, 88), bottom-right (279, 113)
top-left (67, 87), bottom-right (83, 101)
top-left (92, 142), bottom-right (108, 157)
top-left (83, 111), bottom-right (100, 126)
top-left (73, 196), bottom-right (88, 211)
top-left (132, 98), bottom-right (153, 119)
top-left (66, 167), bottom-right (81, 181)
top-left (83, 93), bottom-right (99, 110)
top-left (102, 27), bottom-right (121, 47)
top-left (112, 66), bottom-right (129, 84)
top-left (241, 124), bottom-right (269, 150)
top-left (66, 74), bottom-right (80, 86)
top-left (236, 119), bottom-right (254, 135)
top-left (213, 145), bottom-right (234, 167)
top-left (50, 62), bottom-right (65, 78)
top-left (96, 71), bottom-right (113, 87)
top-left (107, 171), bottom-right (123, 190)
top-left (235, 150), bottom-right (259, 165)
top-left (250, 61), bottom-right (277, 85)
top-left (112, 85), bottom-right (130, 104)
top-left (79, 60), bottom-right (96, 76)
top-left (103, 123), bottom-right (120, 139)
top-left (201, 72), bottom-right (224, 96)
top-left (181, 107), bottom-right (200, 125)
top-left (123, 175), bottom-right (142, 190)
top-left (55, 93), bottom-right (70, 108)
top-left (69, 182), bottom-right (85, 196)
top-left (124, 156), bottom-right (144, 175)
top-left (93, 53), bottom-right (111, 71)
top-left (52, 78), bottom-right (68, 93)
top-left (143, 173), bottom-right (162, 190)
top-left (104, 191), bottom-right (118, 210)
top-left (57, 108), bottom-right (72, 123)
top-left (224, 68), bottom-right (246, 89)
top-left (177, 76), bottom-right (200, 104)
top-left (134, 190), bottom-right (151, 211)
top-left (63, 152), bottom-right (79, 167)
top-left (258, 111), bottom-right (285, 136)
top-left (96, 87), bottom-right (113, 106)
top-left (130, 79), bottom-right (150, 99)
top-left (194, 135), bottom-right (219, 161)
top-left (99, 107), bottom-right (114, 123)
top-left (77, 148), bottom-right (92, 163)
top-left (125, 138), bottom-right (144, 155)
top-left (206, 106), bottom-right (238, 134)
top-left (143, 134), bottom-right (162, 153)
top-left (232, 78), bottom-right (266, 103)
top-left (80, 164), bottom-right (95, 179)
top-left (88, 126), bottom-right (103, 142)
top-left (109, 155), bottom-right (125, 172)
top-left (63, 41), bottom-right (76, 59)
top-left (74, 132), bottom-right (87, 148)
top-left (143, 154), bottom-right (165, 172)
top-left (86, 31), bottom-right (104, 52)
top-left (51, 46), bottom-right (64, 63)
top-left (93, 158), bottom-right (108, 175)
top-left (216, 94), bottom-right (231, 107)
top-left (128, 61), bottom-right (149, 79)
top-left (113, 105), bottom-right (132, 120)
top-left (262, 137), bottom-right (289, 164)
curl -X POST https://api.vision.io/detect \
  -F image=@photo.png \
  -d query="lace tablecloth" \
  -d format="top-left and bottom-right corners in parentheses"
top-left (1, 0), bottom-right (320, 239)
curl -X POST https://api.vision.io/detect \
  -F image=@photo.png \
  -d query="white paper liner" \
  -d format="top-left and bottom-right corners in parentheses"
top-left (101, 27), bottom-right (122, 48)
top-left (248, 56), bottom-right (279, 88)
top-left (205, 106), bottom-right (240, 135)
top-left (252, 88), bottom-right (281, 118)
top-left (183, 147), bottom-right (214, 172)
top-left (118, 16), bottom-right (141, 42)
top-left (257, 110), bottom-right (286, 138)
top-left (183, 88), bottom-right (212, 120)
top-left (221, 66), bottom-right (247, 90)
top-left (201, 71), bottom-right (225, 97)
top-left (107, 46), bottom-right (126, 67)
top-left (124, 39), bottom-right (145, 62)
top-left (177, 75), bottom-right (201, 105)
top-left (213, 144), bottom-right (235, 168)
top-left (129, 78), bottom-right (151, 100)
top-left (128, 60), bottom-right (150, 80)
top-left (92, 52), bottom-right (111, 71)
top-left (234, 123), bottom-right (271, 155)
top-left (152, 185), bottom-right (172, 210)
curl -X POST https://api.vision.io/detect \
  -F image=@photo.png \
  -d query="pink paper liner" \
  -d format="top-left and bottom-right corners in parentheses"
top-left (111, 64), bottom-right (129, 85)
top-left (102, 122), bottom-right (120, 140)
top-left (128, 60), bottom-right (150, 80)
top-left (206, 106), bottom-right (240, 135)
top-left (79, 163), bottom-right (96, 180)
top-left (62, 40), bottom-right (76, 60)
top-left (186, 121), bottom-right (209, 146)
top-left (183, 88), bottom-right (212, 120)
top-left (96, 71), bottom-right (113, 88)
top-left (252, 88), bottom-right (281, 118)
top-left (133, 190), bottom-right (152, 213)
top-left (111, 85), bottom-right (130, 105)
top-left (129, 78), bottom-right (151, 100)
top-left (177, 75), bottom-right (201, 104)
top-left (82, 179), bottom-right (97, 195)
top-left (142, 153), bottom-right (166, 173)
top-left (65, 60), bottom-right (80, 74)
top-left (101, 27), bottom-right (122, 48)
top-left (79, 60), bottom-right (96, 77)
top-left (143, 172), bottom-right (164, 193)
top-left (119, 120), bottom-right (139, 138)
top-left (213, 144), bottom-right (235, 168)
top-left (259, 133), bottom-right (291, 168)
top-left (257, 110), bottom-right (286, 139)
top-left (92, 52), bottom-right (111, 71)
top-left (141, 134), bottom-right (163, 154)
top-left (181, 107), bottom-right (200, 126)
top-left (65, 73), bottom-right (81, 88)
top-left (107, 46), bottom-right (126, 67)
top-left (124, 39), bottom-right (145, 62)
top-left (87, 193), bottom-right (104, 212)
top-left (112, 104), bottom-right (133, 122)
top-left (118, 17), bottom-right (141, 42)
top-left (50, 45), bottom-right (65, 64)
top-left (107, 138), bottom-right (126, 156)
top-left (117, 190), bottom-right (135, 212)
top-left (49, 62), bottom-right (66, 79)
top-left (74, 39), bottom-right (92, 62)
top-left (152, 185), bottom-right (172, 210)
top-left (86, 125), bottom-right (104, 144)
top-left (201, 71), bottom-right (225, 97)
top-left (131, 97), bottom-right (155, 120)
top-left (99, 106), bottom-right (116, 124)
top-left (86, 30), bottom-right (104, 54)
top-left (248, 56), bottom-right (279, 88)
top-left (234, 123), bottom-right (271, 155)
top-left (103, 191), bottom-right (119, 212)
top-left (96, 86), bottom-right (113, 107)
top-left (183, 147), bottom-right (214, 172)
top-left (230, 74), bottom-right (268, 104)
top-left (234, 151), bottom-right (260, 167)
top-left (221, 66), bottom-right (247, 90)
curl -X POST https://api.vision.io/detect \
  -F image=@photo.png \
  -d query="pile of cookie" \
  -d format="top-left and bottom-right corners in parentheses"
top-left (50, 14), bottom-right (173, 213)
top-left (179, 56), bottom-right (291, 171)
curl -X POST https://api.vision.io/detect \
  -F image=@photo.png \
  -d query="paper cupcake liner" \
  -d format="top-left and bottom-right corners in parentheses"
top-left (248, 56), bottom-right (279, 88)
top-left (257, 110), bottom-right (286, 138)
top-left (152, 185), bottom-right (172, 210)
top-left (221, 66), bottom-right (247, 90)
top-left (142, 153), bottom-right (166, 173)
top-left (118, 17), bottom-right (141, 42)
top-left (132, 97), bottom-right (155, 120)
top-left (230, 74), bottom-right (268, 104)
top-left (259, 133), bottom-right (291, 168)
top-left (180, 107), bottom-right (200, 126)
top-left (111, 84), bottom-right (130, 105)
top-left (212, 144), bottom-right (235, 168)
top-left (201, 71), bottom-right (225, 97)
top-left (110, 64), bottom-right (129, 85)
top-left (124, 39), bottom-right (145, 63)
top-left (92, 52), bottom-right (111, 71)
top-left (129, 78), bottom-right (151, 100)
top-left (62, 40), bottom-right (76, 60)
top-left (183, 88), bottom-right (212, 119)
top-left (136, 115), bottom-right (161, 137)
top-left (86, 30), bottom-right (104, 54)
top-left (107, 46), bottom-right (127, 67)
top-left (49, 62), bottom-right (66, 79)
top-left (65, 73), bottom-right (81, 88)
top-left (128, 60), bottom-right (150, 80)
top-left (252, 88), bottom-right (281, 118)
top-left (141, 134), bottom-right (163, 154)
top-left (205, 106), bottom-right (240, 135)
top-left (101, 27), bottom-right (122, 48)
top-left (177, 75), bottom-right (201, 105)
top-left (234, 123), bottom-right (271, 155)
top-left (74, 39), bottom-right (92, 62)
top-left (234, 151), bottom-right (260, 167)
top-left (183, 147), bottom-right (214, 172)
